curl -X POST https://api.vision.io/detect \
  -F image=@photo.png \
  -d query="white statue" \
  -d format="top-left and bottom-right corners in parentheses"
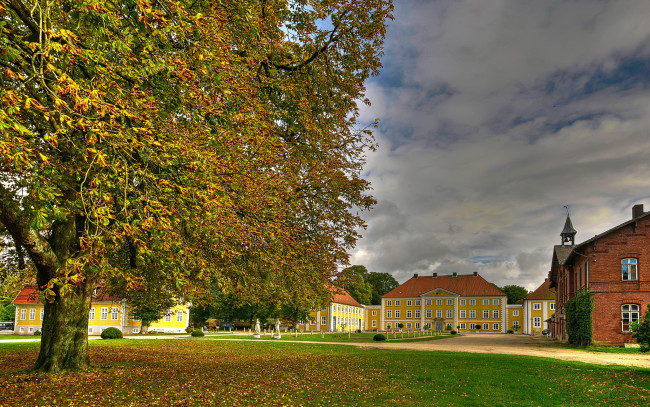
top-left (274, 320), bottom-right (281, 338)
top-left (253, 318), bottom-right (261, 338)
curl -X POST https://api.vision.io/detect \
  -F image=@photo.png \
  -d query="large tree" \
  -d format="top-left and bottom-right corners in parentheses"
top-left (0, 0), bottom-right (392, 371)
top-left (366, 272), bottom-right (398, 305)
top-left (500, 285), bottom-right (529, 305)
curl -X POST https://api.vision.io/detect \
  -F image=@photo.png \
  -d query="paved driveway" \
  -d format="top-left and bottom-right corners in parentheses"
top-left (353, 333), bottom-right (650, 368)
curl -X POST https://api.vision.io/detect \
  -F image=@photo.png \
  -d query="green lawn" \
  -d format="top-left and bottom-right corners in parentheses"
top-left (226, 331), bottom-right (455, 343)
top-left (1, 339), bottom-right (649, 406)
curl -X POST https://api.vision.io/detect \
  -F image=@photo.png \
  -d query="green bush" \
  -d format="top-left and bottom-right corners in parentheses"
top-left (631, 303), bottom-right (650, 353)
top-left (33, 329), bottom-right (41, 336)
top-left (507, 329), bottom-right (514, 334)
top-left (450, 330), bottom-right (457, 335)
top-left (185, 326), bottom-right (194, 334)
top-left (191, 329), bottom-right (205, 337)
top-left (566, 289), bottom-right (594, 346)
top-left (101, 327), bottom-right (123, 339)
top-left (355, 329), bottom-right (362, 334)
top-left (373, 333), bottom-right (386, 341)
top-left (474, 325), bottom-right (481, 330)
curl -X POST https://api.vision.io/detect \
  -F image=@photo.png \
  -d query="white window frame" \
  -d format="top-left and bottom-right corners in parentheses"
top-left (111, 307), bottom-right (119, 321)
top-left (513, 310), bottom-right (519, 316)
top-left (407, 300), bottom-right (412, 306)
top-left (387, 310), bottom-right (392, 318)
top-left (533, 303), bottom-right (541, 310)
top-left (469, 323), bottom-right (476, 330)
top-left (460, 299), bottom-right (466, 306)
top-left (533, 317), bottom-right (541, 328)
top-left (40, 308), bottom-right (44, 320)
top-left (395, 310), bottom-right (401, 318)
top-left (493, 310), bottom-right (499, 319)
top-left (386, 300), bottom-right (392, 306)
top-left (460, 323), bottom-right (466, 330)
top-left (622, 258), bottom-right (638, 281)
top-left (436, 309), bottom-right (442, 318)
top-left (321, 316), bottom-right (326, 325)
top-left (406, 322), bottom-right (412, 329)
top-left (436, 299), bottom-right (442, 306)
top-left (89, 308), bottom-right (95, 320)
top-left (372, 310), bottom-right (377, 316)
top-left (372, 320), bottom-right (377, 327)
top-left (415, 300), bottom-right (421, 306)
top-left (512, 320), bottom-right (519, 328)
top-left (446, 309), bottom-right (453, 319)
top-left (29, 308), bottom-right (35, 321)
top-left (447, 299), bottom-right (453, 306)
top-left (406, 310), bottom-right (412, 318)
top-left (165, 311), bottom-right (172, 322)
top-left (386, 322), bottom-right (392, 329)
top-left (426, 299), bottom-right (432, 306)
top-left (469, 310), bottom-right (476, 319)
top-left (483, 310), bottom-right (489, 319)
top-left (493, 323), bottom-right (499, 331)
top-left (460, 310), bottom-right (466, 319)
top-left (550, 303), bottom-right (555, 310)
top-left (483, 299), bottom-right (489, 306)
top-left (395, 300), bottom-right (401, 306)
top-left (483, 323), bottom-right (489, 330)
top-left (470, 299), bottom-right (476, 306)
top-left (622, 304), bottom-right (640, 332)
top-left (415, 322), bottom-right (420, 329)
top-left (426, 310), bottom-right (432, 318)
top-left (493, 299), bottom-right (499, 306)
top-left (133, 328), bottom-right (140, 334)
top-left (100, 307), bottom-right (108, 321)
top-left (20, 308), bottom-right (26, 320)
top-left (415, 310), bottom-right (420, 318)
top-left (177, 310), bottom-right (183, 322)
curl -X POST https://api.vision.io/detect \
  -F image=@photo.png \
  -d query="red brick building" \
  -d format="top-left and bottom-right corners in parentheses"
top-left (549, 204), bottom-right (650, 344)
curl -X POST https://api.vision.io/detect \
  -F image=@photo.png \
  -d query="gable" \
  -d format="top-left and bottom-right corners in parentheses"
top-left (422, 288), bottom-right (457, 297)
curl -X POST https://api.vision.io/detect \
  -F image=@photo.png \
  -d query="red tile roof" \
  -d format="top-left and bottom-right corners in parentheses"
top-left (525, 278), bottom-right (555, 300)
top-left (12, 284), bottom-right (122, 304)
top-left (383, 273), bottom-right (505, 298)
top-left (330, 287), bottom-right (363, 307)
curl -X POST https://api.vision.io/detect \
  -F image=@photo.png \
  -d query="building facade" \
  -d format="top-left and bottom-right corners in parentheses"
top-left (296, 287), bottom-right (365, 332)
top-left (549, 204), bottom-right (650, 344)
top-left (380, 272), bottom-right (508, 333)
top-left (522, 278), bottom-right (556, 336)
top-left (13, 285), bottom-right (190, 335)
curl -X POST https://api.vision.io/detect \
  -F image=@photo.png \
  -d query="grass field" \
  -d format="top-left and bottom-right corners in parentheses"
top-left (1, 339), bottom-right (649, 406)
top-left (221, 331), bottom-right (454, 343)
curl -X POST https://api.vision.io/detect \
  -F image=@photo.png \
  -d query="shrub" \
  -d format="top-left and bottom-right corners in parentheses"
top-left (355, 329), bottom-right (362, 334)
top-left (33, 330), bottom-right (41, 336)
top-left (397, 323), bottom-right (404, 329)
top-left (631, 303), bottom-right (650, 353)
top-left (507, 329), bottom-right (514, 334)
top-left (185, 326), bottom-right (194, 334)
top-left (566, 289), bottom-right (594, 346)
top-left (373, 333), bottom-right (386, 341)
top-left (474, 325), bottom-right (481, 330)
top-left (101, 327), bottom-right (123, 339)
top-left (191, 329), bottom-right (205, 337)
top-left (450, 330), bottom-right (457, 335)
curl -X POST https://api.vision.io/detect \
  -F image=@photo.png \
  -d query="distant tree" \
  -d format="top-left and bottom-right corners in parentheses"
top-left (501, 285), bottom-right (530, 304)
top-left (366, 272), bottom-right (399, 305)
top-left (334, 267), bottom-right (372, 304)
top-left (0, 302), bottom-right (16, 321)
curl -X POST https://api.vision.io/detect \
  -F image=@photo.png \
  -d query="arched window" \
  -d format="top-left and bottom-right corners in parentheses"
top-left (621, 304), bottom-right (640, 332)
top-left (621, 258), bottom-right (638, 281)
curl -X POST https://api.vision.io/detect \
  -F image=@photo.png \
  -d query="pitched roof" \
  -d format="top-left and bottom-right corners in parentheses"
top-left (574, 208), bottom-right (650, 249)
top-left (561, 215), bottom-right (577, 236)
top-left (383, 273), bottom-right (505, 298)
top-left (553, 245), bottom-right (574, 266)
top-left (330, 287), bottom-right (363, 307)
top-left (525, 278), bottom-right (555, 300)
top-left (12, 284), bottom-right (122, 304)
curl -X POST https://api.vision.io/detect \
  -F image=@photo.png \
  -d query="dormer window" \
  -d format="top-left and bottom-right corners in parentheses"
top-left (621, 258), bottom-right (638, 281)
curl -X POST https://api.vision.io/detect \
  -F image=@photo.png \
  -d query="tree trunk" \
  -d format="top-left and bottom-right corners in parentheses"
top-left (33, 280), bottom-right (94, 372)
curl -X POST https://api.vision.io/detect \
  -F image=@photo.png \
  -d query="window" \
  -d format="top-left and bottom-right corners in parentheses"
top-left (436, 309), bottom-right (442, 318)
top-left (533, 303), bottom-right (541, 310)
top-left (460, 299), bottom-right (466, 306)
top-left (513, 310), bottom-right (519, 316)
top-left (513, 320), bottom-right (519, 328)
top-left (446, 309), bottom-right (453, 319)
top-left (493, 299), bottom-right (499, 306)
top-left (88, 328), bottom-right (93, 334)
top-left (372, 310), bottom-right (377, 316)
top-left (29, 327), bottom-right (33, 333)
top-left (20, 308), bottom-right (26, 320)
top-left (89, 308), bottom-right (95, 320)
top-left (406, 310), bottom-right (412, 318)
top-left (372, 320), bottom-right (377, 327)
top-left (426, 310), bottom-right (432, 318)
top-left (415, 310), bottom-right (421, 318)
top-left (321, 316), bottom-right (326, 325)
top-left (447, 299), bottom-right (453, 306)
top-left (386, 300), bottom-right (392, 306)
top-left (100, 307), bottom-right (108, 321)
top-left (133, 328), bottom-right (140, 334)
top-left (493, 310), bottom-right (499, 319)
top-left (29, 308), bottom-right (35, 320)
top-left (622, 304), bottom-right (640, 331)
top-left (622, 258), bottom-right (638, 281)
top-left (436, 299), bottom-right (442, 306)
top-left (415, 300), bottom-right (421, 306)
top-left (395, 300), bottom-right (401, 306)
top-left (165, 311), bottom-right (172, 322)
top-left (426, 299), bottom-right (432, 306)
top-left (533, 317), bottom-right (541, 328)
top-left (177, 310), bottom-right (183, 322)
top-left (386, 322), bottom-right (392, 329)
top-left (470, 299), bottom-right (476, 306)
top-left (469, 323), bottom-right (476, 330)
top-left (406, 323), bottom-right (412, 329)
top-left (493, 323), bottom-right (499, 331)
top-left (483, 299), bottom-right (489, 306)
top-left (483, 323), bottom-right (489, 330)
top-left (387, 310), bottom-right (392, 318)
top-left (415, 323), bottom-right (420, 329)
top-left (395, 310), bottom-right (401, 318)
top-left (407, 300), bottom-right (412, 306)
top-left (20, 327), bottom-right (24, 333)
top-left (483, 310), bottom-right (489, 318)
top-left (469, 310), bottom-right (476, 319)
top-left (111, 307), bottom-right (119, 321)
top-left (460, 310), bottom-right (466, 318)
top-left (460, 323), bottom-right (466, 330)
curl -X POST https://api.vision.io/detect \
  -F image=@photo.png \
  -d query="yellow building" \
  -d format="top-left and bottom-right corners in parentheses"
top-left (523, 278), bottom-right (556, 335)
top-left (296, 287), bottom-right (365, 332)
top-left (506, 302), bottom-right (524, 333)
top-left (12, 285), bottom-right (189, 335)
top-left (381, 272), bottom-right (507, 333)
top-left (364, 305), bottom-right (381, 331)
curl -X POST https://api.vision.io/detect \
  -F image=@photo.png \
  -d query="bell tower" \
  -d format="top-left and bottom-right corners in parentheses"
top-left (560, 207), bottom-right (576, 246)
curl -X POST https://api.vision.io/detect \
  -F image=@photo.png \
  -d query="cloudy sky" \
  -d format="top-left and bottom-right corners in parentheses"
top-left (352, 0), bottom-right (650, 291)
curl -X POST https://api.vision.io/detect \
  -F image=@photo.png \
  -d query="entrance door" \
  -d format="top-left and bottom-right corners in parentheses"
top-left (435, 322), bottom-right (443, 332)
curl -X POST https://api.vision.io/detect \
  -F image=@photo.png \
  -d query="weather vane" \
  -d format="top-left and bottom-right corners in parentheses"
top-left (564, 205), bottom-right (569, 216)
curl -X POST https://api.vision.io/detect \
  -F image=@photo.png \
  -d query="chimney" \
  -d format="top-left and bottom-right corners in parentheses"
top-left (632, 204), bottom-right (644, 219)
top-left (413, 273), bottom-right (418, 279)
top-left (473, 272), bottom-right (478, 277)
top-left (432, 273), bottom-right (437, 278)
top-left (452, 272), bottom-right (458, 277)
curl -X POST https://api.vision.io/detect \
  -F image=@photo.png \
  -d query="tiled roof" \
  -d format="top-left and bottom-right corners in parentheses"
top-left (525, 278), bottom-right (555, 300)
top-left (12, 285), bottom-right (40, 304)
top-left (383, 273), bottom-right (505, 298)
top-left (554, 245), bottom-right (574, 266)
top-left (12, 284), bottom-right (122, 304)
top-left (330, 287), bottom-right (363, 307)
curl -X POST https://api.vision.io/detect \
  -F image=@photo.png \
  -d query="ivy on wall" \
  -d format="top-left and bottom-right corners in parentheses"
top-left (565, 289), bottom-right (594, 346)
